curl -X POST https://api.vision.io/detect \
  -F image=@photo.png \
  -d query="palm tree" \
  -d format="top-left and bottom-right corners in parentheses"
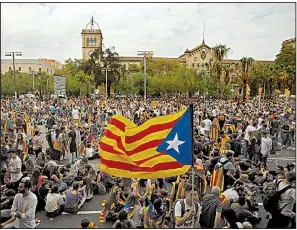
top-left (212, 44), bottom-right (231, 94)
top-left (240, 57), bottom-right (254, 101)
top-left (223, 64), bottom-right (232, 85)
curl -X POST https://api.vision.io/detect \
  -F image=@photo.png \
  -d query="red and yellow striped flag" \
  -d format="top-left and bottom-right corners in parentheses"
top-left (99, 108), bottom-right (192, 179)
top-left (210, 163), bottom-right (225, 191)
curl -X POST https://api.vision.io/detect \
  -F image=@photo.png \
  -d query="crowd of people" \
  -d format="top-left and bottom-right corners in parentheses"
top-left (0, 95), bottom-right (296, 229)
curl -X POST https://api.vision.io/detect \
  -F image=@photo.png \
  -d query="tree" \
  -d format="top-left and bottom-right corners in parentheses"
top-left (127, 63), bottom-right (140, 74)
top-left (275, 41), bottom-right (296, 92)
top-left (79, 46), bottom-right (121, 97)
top-left (240, 57), bottom-right (254, 101)
top-left (142, 58), bottom-right (181, 77)
top-left (212, 44), bottom-right (231, 93)
top-left (222, 64), bottom-right (232, 85)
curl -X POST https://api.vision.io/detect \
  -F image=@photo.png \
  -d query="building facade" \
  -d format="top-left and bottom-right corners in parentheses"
top-left (1, 58), bottom-right (62, 74)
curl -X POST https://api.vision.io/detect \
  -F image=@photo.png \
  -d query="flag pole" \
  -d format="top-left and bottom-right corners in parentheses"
top-left (190, 104), bottom-right (195, 227)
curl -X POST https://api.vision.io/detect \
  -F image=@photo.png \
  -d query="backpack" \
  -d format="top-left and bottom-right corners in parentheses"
top-left (263, 180), bottom-right (293, 214)
top-left (173, 199), bottom-right (199, 228)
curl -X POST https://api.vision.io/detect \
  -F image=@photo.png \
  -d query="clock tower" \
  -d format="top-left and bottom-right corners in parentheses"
top-left (81, 16), bottom-right (103, 60)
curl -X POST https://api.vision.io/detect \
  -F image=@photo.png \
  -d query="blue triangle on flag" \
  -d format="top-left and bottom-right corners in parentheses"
top-left (157, 107), bottom-right (192, 165)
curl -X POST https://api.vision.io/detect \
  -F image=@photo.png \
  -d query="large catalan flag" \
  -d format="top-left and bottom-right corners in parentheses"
top-left (99, 107), bottom-right (192, 179)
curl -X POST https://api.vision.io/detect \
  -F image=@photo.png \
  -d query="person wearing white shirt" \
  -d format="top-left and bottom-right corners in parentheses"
top-left (203, 118), bottom-right (212, 132)
top-left (243, 122), bottom-right (257, 158)
top-left (72, 108), bottom-right (79, 120)
top-left (8, 150), bottom-right (23, 183)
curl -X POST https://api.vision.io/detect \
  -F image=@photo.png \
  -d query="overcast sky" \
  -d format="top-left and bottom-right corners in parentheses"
top-left (1, 2), bottom-right (295, 63)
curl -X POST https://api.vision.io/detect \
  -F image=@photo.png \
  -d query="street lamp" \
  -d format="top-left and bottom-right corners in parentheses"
top-left (5, 51), bottom-right (22, 98)
top-left (101, 67), bottom-right (111, 98)
top-left (137, 50), bottom-right (153, 99)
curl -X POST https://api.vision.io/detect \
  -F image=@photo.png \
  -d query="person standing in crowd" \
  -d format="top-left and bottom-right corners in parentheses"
top-left (8, 149), bottom-right (23, 188)
top-left (267, 171), bottom-right (296, 228)
top-left (68, 125), bottom-right (77, 164)
top-left (281, 119), bottom-right (292, 150)
top-left (260, 130), bottom-right (272, 166)
top-left (243, 121), bottom-right (256, 159)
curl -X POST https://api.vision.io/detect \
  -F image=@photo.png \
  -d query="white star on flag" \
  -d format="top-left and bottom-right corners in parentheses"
top-left (166, 133), bottom-right (185, 154)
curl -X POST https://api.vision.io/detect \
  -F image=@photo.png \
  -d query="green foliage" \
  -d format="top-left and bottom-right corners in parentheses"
top-left (274, 42), bottom-right (296, 92)
top-left (1, 71), bottom-right (54, 96)
top-left (141, 58), bottom-right (181, 77)
top-left (240, 57), bottom-right (254, 101)
top-left (212, 44), bottom-right (231, 93)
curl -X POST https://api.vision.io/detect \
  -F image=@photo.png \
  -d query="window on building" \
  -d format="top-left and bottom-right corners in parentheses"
top-left (192, 63), bottom-right (195, 68)
top-left (9, 67), bottom-right (12, 71)
top-left (29, 67), bottom-right (31, 71)
top-left (19, 67), bottom-right (22, 71)
top-left (39, 68), bottom-right (41, 72)
top-left (47, 69), bottom-right (49, 73)
top-left (51, 70), bottom-right (52, 74)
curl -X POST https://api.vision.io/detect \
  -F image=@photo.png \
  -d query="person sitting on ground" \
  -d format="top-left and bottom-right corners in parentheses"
top-left (231, 196), bottom-right (261, 226)
top-left (124, 193), bottom-right (144, 228)
top-left (50, 166), bottom-right (68, 193)
top-left (81, 218), bottom-right (97, 229)
top-left (64, 182), bottom-right (85, 214)
top-left (35, 152), bottom-right (45, 168)
top-left (221, 208), bottom-right (245, 228)
top-left (112, 210), bottom-right (137, 229)
top-left (102, 185), bottom-right (125, 222)
top-left (1, 189), bottom-right (16, 222)
top-left (36, 180), bottom-right (50, 211)
top-left (73, 157), bottom-right (88, 181)
top-left (45, 185), bottom-right (65, 217)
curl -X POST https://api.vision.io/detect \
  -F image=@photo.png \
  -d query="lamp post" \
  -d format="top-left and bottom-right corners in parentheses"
top-left (5, 51), bottom-right (22, 98)
top-left (137, 51), bottom-right (153, 99)
top-left (101, 68), bottom-right (111, 98)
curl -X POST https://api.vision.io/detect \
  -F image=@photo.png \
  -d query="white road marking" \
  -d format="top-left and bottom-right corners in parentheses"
top-left (268, 157), bottom-right (296, 161)
top-left (62, 210), bottom-right (102, 215)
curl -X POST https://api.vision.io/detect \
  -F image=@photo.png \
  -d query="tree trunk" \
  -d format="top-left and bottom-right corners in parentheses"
top-left (242, 80), bottom-right (247, 102)
top-left (216, 71), bottom-right (220, 94)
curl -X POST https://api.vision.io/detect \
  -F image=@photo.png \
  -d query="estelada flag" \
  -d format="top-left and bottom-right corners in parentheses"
top-left (210, 162), bottom-right (225, 192)
top-left (99, 107), bottom-right (192, 179)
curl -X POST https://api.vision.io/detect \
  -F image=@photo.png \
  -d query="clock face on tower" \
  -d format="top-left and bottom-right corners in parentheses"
top-left (88, 50), bottom-right (94, 57)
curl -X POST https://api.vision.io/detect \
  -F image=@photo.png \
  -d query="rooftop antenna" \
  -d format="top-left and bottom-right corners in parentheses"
top-left (202, 21), bottom-right (205, 44)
